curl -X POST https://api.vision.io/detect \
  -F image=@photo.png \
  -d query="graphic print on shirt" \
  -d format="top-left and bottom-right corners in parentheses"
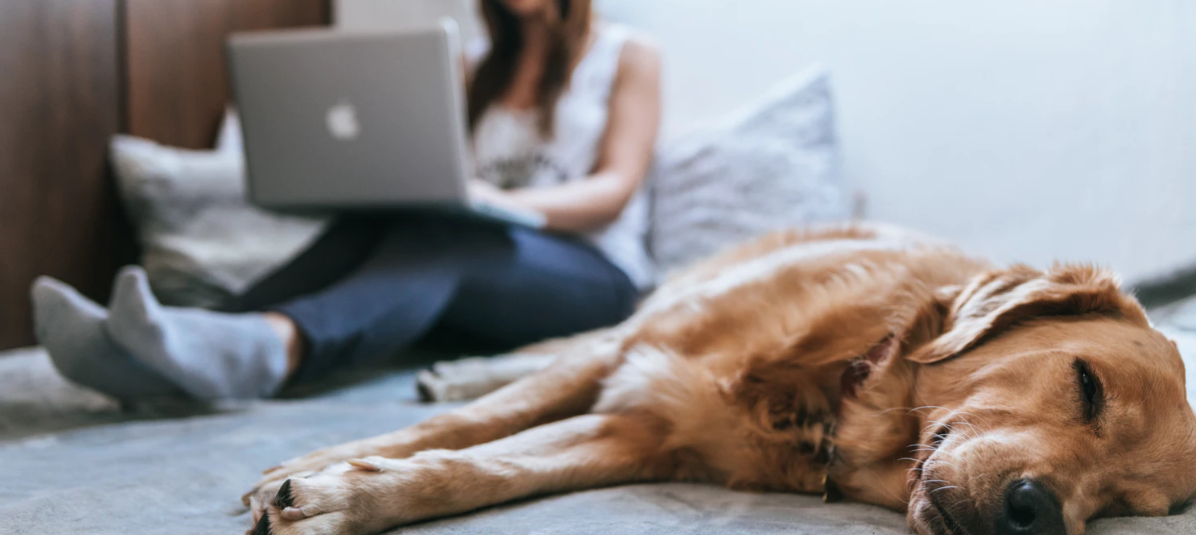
top-left (476, 149), bottom-right (571, 190)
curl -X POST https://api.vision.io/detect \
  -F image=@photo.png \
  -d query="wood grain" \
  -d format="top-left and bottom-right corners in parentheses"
top-left (0, 0), bottom-right (130, 350)
top-left (0, 0), bottom-right (329, 350)
top-left (125, 0), bottom-right (331, 148)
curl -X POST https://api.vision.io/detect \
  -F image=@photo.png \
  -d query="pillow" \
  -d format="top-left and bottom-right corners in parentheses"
top-left (648, 64), bottom-right (853, 277)
top-left (110, 111), bottom-right (331, 308)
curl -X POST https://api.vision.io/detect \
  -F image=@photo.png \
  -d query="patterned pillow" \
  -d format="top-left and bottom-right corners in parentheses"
top-left (648, 64), bottom-right (852, 277)
top-left (110, 111), bottom-right (330, 307)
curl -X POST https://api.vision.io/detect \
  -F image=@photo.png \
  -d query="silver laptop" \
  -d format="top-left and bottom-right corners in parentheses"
top-left (226, 21), bottom-right (545, 228)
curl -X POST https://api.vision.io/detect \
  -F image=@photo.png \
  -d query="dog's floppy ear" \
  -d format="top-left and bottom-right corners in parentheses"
top-left (907, 263), bottom-right (1149, 364)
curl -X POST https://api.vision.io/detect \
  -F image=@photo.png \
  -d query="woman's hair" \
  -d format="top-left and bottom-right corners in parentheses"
top-left (468, 0), bottom-right (593, 138)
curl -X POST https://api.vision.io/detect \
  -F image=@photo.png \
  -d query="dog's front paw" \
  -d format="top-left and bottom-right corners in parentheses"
top-left (247, 458), bottom-right (407, 535)
top-left (245, 443), bottom-right (382, 511)
top-left (255, 445), bottom-right (359, 487)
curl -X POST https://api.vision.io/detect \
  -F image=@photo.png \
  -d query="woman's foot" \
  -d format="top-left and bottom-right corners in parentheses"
top-left (105, 267), bottom-right (290, 400)
top-left (31, 277), bottom-right (181, 400)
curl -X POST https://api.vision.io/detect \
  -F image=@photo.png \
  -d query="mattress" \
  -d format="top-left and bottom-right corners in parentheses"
top-left (3, 299), bottom-right (1196, 534)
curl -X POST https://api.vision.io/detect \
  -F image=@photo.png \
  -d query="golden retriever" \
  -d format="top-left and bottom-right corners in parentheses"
top-left (244, 223), bottom-right (1196, 535)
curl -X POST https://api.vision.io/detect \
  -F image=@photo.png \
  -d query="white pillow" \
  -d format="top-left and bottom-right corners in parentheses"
top-left (648, 64), bottom-right (852, 276)
top-left (110, 111), bottom-right (330, 307)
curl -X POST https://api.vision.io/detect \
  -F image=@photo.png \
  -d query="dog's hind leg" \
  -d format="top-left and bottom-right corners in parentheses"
top-left (245, 329), bottom-right (628, 516)
top-left (414, 330), bottom-right (613, 402)
top-left (415, 352), bottom-right (556, 403)
top-left (251, 413), bottom-right (672, 535)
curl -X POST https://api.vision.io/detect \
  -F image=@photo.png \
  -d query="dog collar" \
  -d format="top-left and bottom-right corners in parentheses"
top-left (822, 440), bottom-right (843, 503)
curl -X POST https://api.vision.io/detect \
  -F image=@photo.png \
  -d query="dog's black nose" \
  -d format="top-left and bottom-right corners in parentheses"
top-left (998, 479), bottom-right (1065, 534)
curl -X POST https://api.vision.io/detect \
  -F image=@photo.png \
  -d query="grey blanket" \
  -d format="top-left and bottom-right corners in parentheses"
top-left (4, 300), bottom-right (1196, 534)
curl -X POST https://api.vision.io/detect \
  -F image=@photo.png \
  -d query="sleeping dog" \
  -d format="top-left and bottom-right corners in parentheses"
top-left (245, 223), bottom-right (1196, 535)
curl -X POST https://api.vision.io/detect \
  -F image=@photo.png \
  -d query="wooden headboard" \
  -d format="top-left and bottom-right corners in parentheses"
top-left (0, 0), bottom-right (330, 350)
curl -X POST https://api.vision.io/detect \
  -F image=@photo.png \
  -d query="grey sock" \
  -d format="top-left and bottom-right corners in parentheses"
top-left (31, 277), bottom-right (181, 400)
top-left (105, 267), bottom-right (289, 401)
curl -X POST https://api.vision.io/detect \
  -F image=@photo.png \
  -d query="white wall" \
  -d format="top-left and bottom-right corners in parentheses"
top-left (339, 0), bottom-right (1196, 283)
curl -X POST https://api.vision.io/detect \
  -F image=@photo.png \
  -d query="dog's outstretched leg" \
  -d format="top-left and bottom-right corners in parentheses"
top-left (252, 413), bottom-right (670, 535)
top-left (245, 330), bottom-right (627, 518)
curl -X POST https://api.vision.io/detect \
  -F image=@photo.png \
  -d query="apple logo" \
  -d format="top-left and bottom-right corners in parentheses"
top-left (326, 100), bottom-right (361, 141)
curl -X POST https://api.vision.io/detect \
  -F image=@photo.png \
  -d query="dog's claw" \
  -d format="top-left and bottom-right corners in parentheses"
top-left (274, 479), bottom-right (294, 509)
top-left (253, 514), bottom-right (271, 535)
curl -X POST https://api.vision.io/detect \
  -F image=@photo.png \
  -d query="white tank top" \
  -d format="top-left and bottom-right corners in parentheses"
top-left (471, 24), bottom-right (654, 289)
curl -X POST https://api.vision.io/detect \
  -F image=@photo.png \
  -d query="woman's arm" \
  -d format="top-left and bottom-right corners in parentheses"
top-left (504, 37), bottom-right (662, 233)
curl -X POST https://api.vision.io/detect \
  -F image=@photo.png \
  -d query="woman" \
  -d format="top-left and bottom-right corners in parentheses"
top-left (32, 0), bottom-right (661, 401)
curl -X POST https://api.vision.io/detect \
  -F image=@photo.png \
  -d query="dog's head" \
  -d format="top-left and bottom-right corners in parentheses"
top-left (905, 265), bottom-right (1196, 535)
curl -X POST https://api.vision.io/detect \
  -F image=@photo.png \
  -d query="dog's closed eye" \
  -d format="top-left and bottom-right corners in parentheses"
top-left (930, 426), bottom-right (951, 450)
top-left (1074, 359), bottom-right (1104, 427)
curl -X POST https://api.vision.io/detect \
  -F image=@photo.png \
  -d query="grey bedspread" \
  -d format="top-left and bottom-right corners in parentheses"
top-left (4, 299), bottom-right (1196, 534)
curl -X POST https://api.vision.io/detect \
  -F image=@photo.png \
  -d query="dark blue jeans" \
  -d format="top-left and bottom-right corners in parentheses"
top-left (224, 215), bottom-right (638, 384)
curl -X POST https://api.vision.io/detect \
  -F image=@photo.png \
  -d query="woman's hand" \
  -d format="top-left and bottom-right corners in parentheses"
top-left (501, 37), bottom-right (662, 233)
top-left (468, 179), bottom-right (533, 213)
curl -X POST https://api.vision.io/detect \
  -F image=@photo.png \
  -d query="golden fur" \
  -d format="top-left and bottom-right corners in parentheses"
top-left (244, 223), bottom-right (1196, 535)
